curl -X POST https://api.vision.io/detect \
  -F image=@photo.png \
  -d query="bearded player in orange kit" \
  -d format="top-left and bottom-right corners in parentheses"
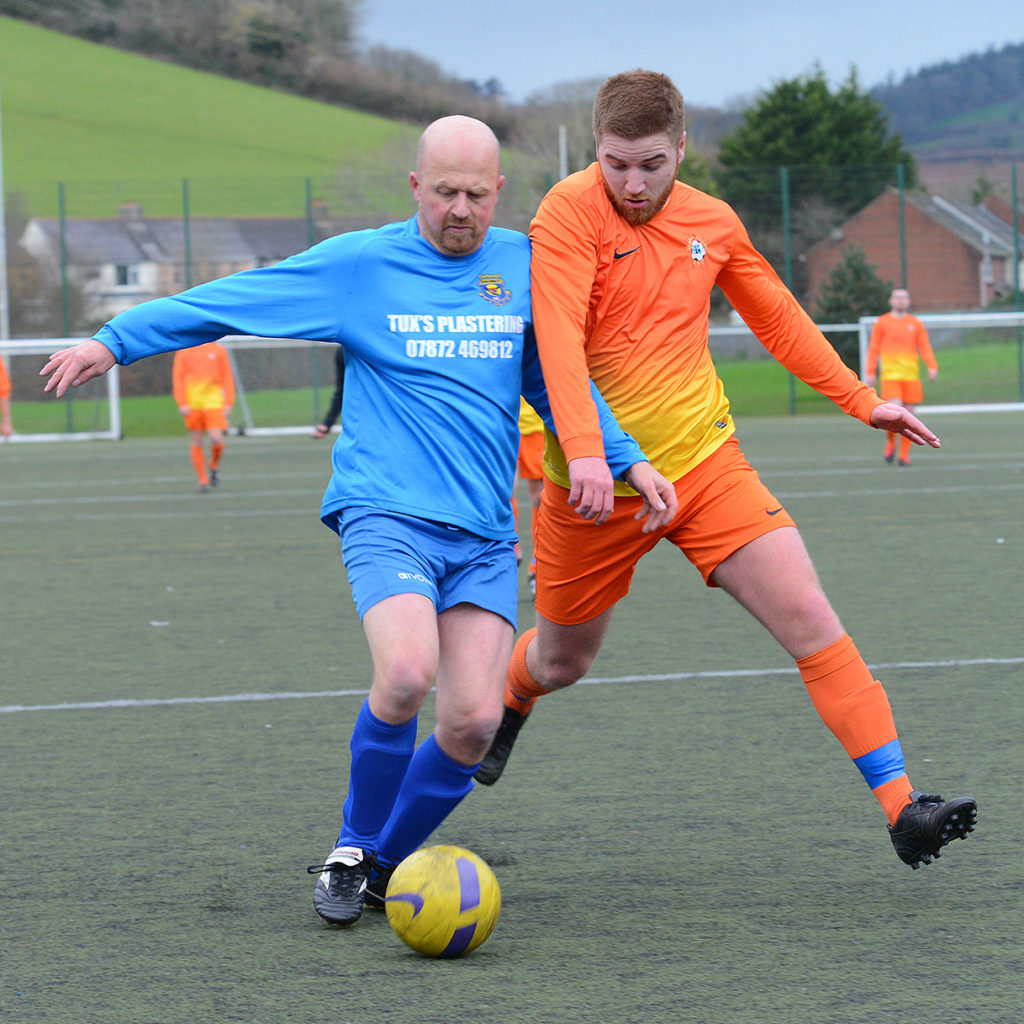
top-left (476, 69), bottom-right (976, 870)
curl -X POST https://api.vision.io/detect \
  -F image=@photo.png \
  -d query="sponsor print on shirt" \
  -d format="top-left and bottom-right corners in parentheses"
top-left (386, 311), bottom-right (524, 361)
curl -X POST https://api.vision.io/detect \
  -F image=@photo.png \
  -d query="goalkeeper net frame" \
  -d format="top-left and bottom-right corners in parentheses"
top-left (2, 337), bottom-right (123, 441)
top-left (1, 335), bottom-right (338, 441)
top-left (5, 311), bottom-right (1023, 442)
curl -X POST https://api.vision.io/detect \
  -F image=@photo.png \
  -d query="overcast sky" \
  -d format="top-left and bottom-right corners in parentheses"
top-left (357, 0), bottom-right (1022, 108)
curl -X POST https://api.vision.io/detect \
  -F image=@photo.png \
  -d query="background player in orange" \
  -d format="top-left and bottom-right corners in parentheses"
top-left (865, 288), bottom-right (937, 466)
top-left (172, 341), bottom-right (235, 492)
top-left (476, 69), bottom-right (976, 870)
top-left (516, 398), bottom-right (545, 596)
top-left (0, 355), bottom-right (12, 440)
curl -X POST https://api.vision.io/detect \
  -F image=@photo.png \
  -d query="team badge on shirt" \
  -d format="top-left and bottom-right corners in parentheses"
top-left (690, 237), bottom-right (707, 263)
top-left (478, 274), bottom-right (512, 306)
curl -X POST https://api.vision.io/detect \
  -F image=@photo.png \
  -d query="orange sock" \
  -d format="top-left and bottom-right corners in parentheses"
top-left (873, 776), bottom-right (914, 825)
top-left (189, 444), bottom-right (208, 485)
top-left (883, 433), bottom-right (896, 457)
top-left (504, 628), bottom-right (548, 715)
top-left (898, 436), bottom-right (912, 462)
top-left (210, 441), bottom-right (225, 470)
top-left (798, 634), bottom-right (913, 824)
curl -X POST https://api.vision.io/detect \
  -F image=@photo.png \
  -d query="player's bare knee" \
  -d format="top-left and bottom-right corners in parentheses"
top-left (775, 589), bottom-right (844, 657)
top-left (536, 650), bottom-right (589, 690)
top-left (440, 706), bottom-right (501, 763)
top-left (373, 660), bottom-right (434, 717)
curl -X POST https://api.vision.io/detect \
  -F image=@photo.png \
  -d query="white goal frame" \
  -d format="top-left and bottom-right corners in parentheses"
top-left (7, 313), bottom-right (1022, 443)
top-left (1, 337), bottom-right (122, 442)
top-left (1, 335), bottom-right (327, 442)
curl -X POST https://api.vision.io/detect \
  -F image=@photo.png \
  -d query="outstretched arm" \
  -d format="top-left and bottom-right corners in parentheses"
top-left (40, 340), bottom-right (118, 398)
top-left (869, 402), bottom-right (941, 449)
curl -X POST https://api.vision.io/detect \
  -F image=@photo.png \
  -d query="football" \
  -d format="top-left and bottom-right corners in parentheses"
top-left (384, 845), bottom-right (501, 958)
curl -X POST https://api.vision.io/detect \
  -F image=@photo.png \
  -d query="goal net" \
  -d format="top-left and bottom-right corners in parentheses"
top-left (1, 337), bottom-right (122, 441)
top-left (1, 335), bottom-right (339, 442)
top-left (6, 312), bottom-right (1022, 443)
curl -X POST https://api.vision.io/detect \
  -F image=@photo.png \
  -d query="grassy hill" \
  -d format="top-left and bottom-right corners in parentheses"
top-left (871, 40), bottom-right (1024, 163)
top-left (0, 15), bottom-right (419, 218)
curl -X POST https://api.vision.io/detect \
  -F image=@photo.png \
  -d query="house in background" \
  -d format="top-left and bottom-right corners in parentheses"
top-left (19, 201), bottom-right (379, 325)
top-left (804, 188), bottom-right (1023, 313)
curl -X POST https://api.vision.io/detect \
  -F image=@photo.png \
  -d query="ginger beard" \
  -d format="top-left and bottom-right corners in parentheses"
top-left (601, 171), bottom-right (676, 226)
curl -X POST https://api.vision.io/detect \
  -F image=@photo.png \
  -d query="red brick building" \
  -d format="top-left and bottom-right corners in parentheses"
top-left (804, 188), bottom-right (1022, 313)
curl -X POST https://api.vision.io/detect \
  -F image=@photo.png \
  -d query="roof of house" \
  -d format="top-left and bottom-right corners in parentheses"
top-left (906, 192), bottom-right (1019, 257)
top-left (22, 208), bottom-right (384, 265)
top-left (812, 187), bottom-right (1022, 259)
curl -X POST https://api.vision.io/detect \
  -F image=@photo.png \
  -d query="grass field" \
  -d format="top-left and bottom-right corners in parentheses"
top-left (2, 413), bottom-right (1022, 1024)
top-left (0, 16), bottom-right (416, 217)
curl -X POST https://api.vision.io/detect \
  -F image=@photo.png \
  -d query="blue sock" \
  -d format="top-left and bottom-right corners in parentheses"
top-left (375, 733), bottom-right (478, 868)
top-left (335, 700), bottom-right (417, 851)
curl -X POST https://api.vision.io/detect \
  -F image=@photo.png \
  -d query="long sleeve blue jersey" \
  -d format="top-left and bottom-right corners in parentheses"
top-left (95, 216), bottom-right (645, 541)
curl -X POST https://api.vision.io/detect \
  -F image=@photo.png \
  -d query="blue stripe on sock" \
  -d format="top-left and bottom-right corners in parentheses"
top-left (853, 737), bottom-right (906, 789)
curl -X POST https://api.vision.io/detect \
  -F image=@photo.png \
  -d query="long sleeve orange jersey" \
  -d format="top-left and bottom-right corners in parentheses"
top-left (0, 356), bottom-right (10, 400)
top-left (172, 342), bottom-right (235, 411)
top-left (529, 165), bottom-right (883, 492)
top-left (866, 313), bottom-right (936, 382)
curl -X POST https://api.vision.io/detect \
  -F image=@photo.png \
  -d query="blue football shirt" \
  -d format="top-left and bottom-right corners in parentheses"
top-left (95, 216), bottom-right (645, 540)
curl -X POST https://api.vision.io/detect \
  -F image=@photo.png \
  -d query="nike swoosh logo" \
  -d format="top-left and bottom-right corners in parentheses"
top-left (613, 246), bottom-right (640, 259)
top-left (766, 507), bottom-right (784, 516)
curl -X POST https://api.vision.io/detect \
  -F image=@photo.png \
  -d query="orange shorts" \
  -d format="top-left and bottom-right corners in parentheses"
top-left (879, 378), bottom-right (923, 404)
top-left (517, 430), bottom-right (545, 480)
top-left (183, 408), bottom-right (228, 432)
top-left (535, 436), bottom-right (796, 625)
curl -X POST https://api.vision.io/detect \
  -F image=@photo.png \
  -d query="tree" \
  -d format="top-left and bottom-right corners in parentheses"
top-left (715, 68), bottom-right (917, 231)
top-left (678, 145), bottom-right (715, 195)
top-left (813, 244), bottom-right (892, 369)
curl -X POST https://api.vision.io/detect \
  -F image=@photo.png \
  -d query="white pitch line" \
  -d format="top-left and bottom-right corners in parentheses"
top-left (0, 487), bottom-right (320, 508)
top-left (3, 479), bottom-right (1021, 526)
top-left (3, 657), bottom-right (1021, 715)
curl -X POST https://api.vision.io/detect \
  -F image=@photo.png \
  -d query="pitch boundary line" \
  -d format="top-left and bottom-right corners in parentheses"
top-left (2, 480), bottom-right (1021, 525)
top-left (3, 657), bottom-right (1021, 715)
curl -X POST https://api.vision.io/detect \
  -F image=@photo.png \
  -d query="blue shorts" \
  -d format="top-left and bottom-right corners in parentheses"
top-left (338, 507), bottom-right (518, 628)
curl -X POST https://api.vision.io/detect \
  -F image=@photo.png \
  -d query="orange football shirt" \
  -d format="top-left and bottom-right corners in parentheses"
top-left (529, 164), bottom-right (883, 492)
top-left (867, 313), bottom-right (936, 382)
top-left (0, 356), bottom-right (10, 400)
top-left (172, 342), bottom-right (235, 411)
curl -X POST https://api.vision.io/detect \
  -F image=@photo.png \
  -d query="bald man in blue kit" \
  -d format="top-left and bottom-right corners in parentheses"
top-left (42, 114), bottom-right (677, 928)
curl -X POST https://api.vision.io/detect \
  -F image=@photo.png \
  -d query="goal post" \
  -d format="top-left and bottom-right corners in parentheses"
top-left (6, 312), bottom-right (1022, 443)
top-left (1, 337), bottom-right (122, 441)
top-left (1, 335), bottom-right (339, 442)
